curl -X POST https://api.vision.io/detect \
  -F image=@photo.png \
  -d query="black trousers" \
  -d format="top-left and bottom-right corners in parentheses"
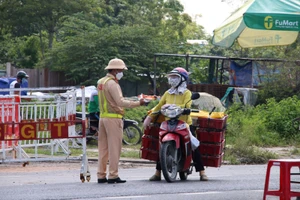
top-left (89, 112), bottom-right (100, 120)
top-left (156, 125), bottom-right (205, 172)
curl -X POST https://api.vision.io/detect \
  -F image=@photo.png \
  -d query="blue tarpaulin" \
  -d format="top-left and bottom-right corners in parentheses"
top-left (229, 61), bottom-right (253, 87)
top-left (0, 77), bottom-right (28, 95)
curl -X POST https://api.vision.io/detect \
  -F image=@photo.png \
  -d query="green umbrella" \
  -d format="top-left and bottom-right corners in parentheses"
top-left (212, 0), bottom-right (300, 48)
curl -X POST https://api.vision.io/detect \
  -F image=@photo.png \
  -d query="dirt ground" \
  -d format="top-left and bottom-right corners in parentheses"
top-left (263, 146), bottom-right (300, 159)
top-left (0, 157), bottom-right (154, 173)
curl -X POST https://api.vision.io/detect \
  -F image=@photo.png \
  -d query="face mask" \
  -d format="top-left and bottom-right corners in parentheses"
top-left (116, 72), bottom-right (123, 80)
top-left (168, 76), bottom-right (181, 88)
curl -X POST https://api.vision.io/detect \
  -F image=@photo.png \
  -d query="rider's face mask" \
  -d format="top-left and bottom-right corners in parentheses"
top-left (21, 78), bottom-right (28, 84)
top-left (168, 75), bottom-right (181, 88)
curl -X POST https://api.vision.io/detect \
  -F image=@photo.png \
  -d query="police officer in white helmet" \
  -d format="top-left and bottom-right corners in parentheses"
top-left (97, 58), bottom-right (145, 184)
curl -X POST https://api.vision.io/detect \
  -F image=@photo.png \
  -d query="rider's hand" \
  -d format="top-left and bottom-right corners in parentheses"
top-left (143, 116), bottom-right (152, 129)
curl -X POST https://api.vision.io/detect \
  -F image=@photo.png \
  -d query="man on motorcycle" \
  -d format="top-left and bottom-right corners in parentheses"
top-left (88, 89), bottom-right (100, 120)
top-left (143, 67), bottom-right (208, 181)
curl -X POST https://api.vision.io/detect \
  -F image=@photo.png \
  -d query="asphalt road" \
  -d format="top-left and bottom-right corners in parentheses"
top-left (2, 159), bottom-right (300, 200)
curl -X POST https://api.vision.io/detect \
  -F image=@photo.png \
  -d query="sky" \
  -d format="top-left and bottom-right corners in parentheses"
top-left (179, 0), bottom-right (238, 35)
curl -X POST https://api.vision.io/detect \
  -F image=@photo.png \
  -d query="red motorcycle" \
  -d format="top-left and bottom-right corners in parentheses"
top-left (141, 93), bottom-right (200, 182)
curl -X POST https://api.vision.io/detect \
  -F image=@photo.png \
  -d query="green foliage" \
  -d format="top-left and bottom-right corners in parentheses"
top-left (11, 36), bottom-right (41, 68)
top-left (1, 0), bottom-right (299, 91)
top-left (256, 97), bottom-right (300, 138)
top-left (226, 96), bottom-right (300, 148)
top-left (32, 0), bottom-right (206, 88)
top-left (189, 58), bottom-right (210, 83)
top-left (124, 100), bottom-right (159, 124)
top-left (226, 103), bottom-right (280, 147)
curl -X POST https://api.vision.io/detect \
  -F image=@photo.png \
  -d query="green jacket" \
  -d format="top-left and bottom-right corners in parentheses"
top-left (88, 91), bottom-right (100, 113)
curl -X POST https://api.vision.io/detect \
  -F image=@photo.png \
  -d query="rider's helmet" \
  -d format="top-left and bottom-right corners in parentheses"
top-left (16, 71), bottom-right (29, 79)
top-left (105, 58), bottom-right (128, 70)
top-left (167, 67), bottom-right (189, 81)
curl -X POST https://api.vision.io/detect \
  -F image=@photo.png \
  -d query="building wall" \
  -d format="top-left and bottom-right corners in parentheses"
top-left (7, 64), bottom-right (75, 88)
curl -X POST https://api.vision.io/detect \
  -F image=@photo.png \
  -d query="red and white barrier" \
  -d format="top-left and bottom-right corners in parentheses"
top-left (0, 87), bottom-right (90, 182)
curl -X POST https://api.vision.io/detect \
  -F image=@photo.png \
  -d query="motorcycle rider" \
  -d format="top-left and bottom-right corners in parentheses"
top-left (143, 67), bottom-right (208, 181)
top-left (88, 89), bottom-right (100, 120)
top-left (87, 88), bottom-right (100, 136)
top-left (9, 70), bottom-right (29, 95)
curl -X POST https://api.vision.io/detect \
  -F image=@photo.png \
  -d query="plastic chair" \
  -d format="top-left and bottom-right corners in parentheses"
top-left (263, 159), bottom-right (300, 200)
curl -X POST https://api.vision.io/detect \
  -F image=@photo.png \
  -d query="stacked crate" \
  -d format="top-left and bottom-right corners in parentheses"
top-left (140, 123), bottom-right (160, 162)
top-left (140, 113), bottom-right (165, 161)
top-left (196, 115), bottom-right (228, 167)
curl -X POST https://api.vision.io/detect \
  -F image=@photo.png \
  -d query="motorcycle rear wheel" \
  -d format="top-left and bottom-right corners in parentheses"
top-left (160, 141), bottom-right (178, 182)
top-left (122, 124), bottom-right (142, 145)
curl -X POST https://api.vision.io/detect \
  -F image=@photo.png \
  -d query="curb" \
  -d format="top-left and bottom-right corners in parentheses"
top-left (88, 157), bottom-right (155, 164)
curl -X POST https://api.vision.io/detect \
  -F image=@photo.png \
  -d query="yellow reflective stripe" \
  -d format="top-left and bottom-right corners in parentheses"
top-left (98, 77), bottom-right (112, 114)
top-left (100, 113), bottom-right (123, 118)
top-left (98, 77), bottom-right (123, 119)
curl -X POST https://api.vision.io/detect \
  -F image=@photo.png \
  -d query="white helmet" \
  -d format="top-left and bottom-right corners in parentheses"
top-left (105, 58), bottom-right (128, 70)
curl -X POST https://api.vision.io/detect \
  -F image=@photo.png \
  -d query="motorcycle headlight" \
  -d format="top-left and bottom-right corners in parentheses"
top-left (161, 106), bottom-right (182, 118)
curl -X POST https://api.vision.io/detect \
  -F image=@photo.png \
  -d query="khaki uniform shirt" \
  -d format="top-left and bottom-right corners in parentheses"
top-left (97, 73), bottom-right (140, 116)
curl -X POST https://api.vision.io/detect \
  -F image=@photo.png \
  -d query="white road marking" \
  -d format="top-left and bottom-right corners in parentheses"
top-left (102, 196), bottom-right (149, 199)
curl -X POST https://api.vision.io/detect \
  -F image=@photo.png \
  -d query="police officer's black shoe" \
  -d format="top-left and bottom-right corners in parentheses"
top-left (98, 178), bottom-right (107, 183)
top-left (107, 177), bottom-right (126, 184)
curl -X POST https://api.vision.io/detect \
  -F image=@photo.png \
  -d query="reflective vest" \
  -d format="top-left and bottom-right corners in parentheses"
top-left (97, 77), bottom-right (123, 119)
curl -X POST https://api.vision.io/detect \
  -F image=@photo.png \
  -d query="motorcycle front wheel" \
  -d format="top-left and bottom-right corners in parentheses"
top-left (160, 141), bottom-right (178, 182)
top-left (122, 124), bottom-right (142, 145)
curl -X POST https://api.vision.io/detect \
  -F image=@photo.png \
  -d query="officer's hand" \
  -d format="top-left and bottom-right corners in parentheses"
top-left (139, 98), bottom-right (145, 106)
top-left (140, 99), bottom-right (150, 106)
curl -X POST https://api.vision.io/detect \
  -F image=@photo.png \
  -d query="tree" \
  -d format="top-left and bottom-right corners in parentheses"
top-left (0, 0), bottom-right (96, 64)
top-left (43, 0), bottom-right (206, 91)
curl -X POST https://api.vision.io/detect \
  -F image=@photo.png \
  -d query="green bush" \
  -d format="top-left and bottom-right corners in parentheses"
top-left (226, 96), bottom-right (300, 147)
top-left (124, 100), bottom-right (159, 124)
top-left (256, 96), bottom-right (300, 138)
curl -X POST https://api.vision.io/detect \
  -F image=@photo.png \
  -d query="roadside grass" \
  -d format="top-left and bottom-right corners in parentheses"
top-left (121, 145), bottom-right (141, 159)
top-left (23, 141), bottom-right (141, 159)
top-left (225, 145), bottom-right (278, 165)
top-left (22, 139), bottom-right (281, 165)
top-left (291, 147), bottom-right (300, 156)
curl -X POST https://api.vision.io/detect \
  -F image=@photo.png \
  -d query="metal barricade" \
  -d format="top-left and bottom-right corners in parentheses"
top-left (0, 86), bottom-right (90, 182)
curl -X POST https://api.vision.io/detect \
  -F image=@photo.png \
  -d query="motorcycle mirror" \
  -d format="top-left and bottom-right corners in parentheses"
top-left (191, 92), bottom-right (200, 100)
top-left (184, 92), bottom-right (200, 108)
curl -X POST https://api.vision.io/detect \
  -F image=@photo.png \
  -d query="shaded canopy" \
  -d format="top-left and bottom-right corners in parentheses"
top-left (212, 0), bottom-right (300, 48)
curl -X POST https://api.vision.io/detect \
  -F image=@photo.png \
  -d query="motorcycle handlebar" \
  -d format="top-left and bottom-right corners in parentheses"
top-left (182, 108), bottom-right (191, 115)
